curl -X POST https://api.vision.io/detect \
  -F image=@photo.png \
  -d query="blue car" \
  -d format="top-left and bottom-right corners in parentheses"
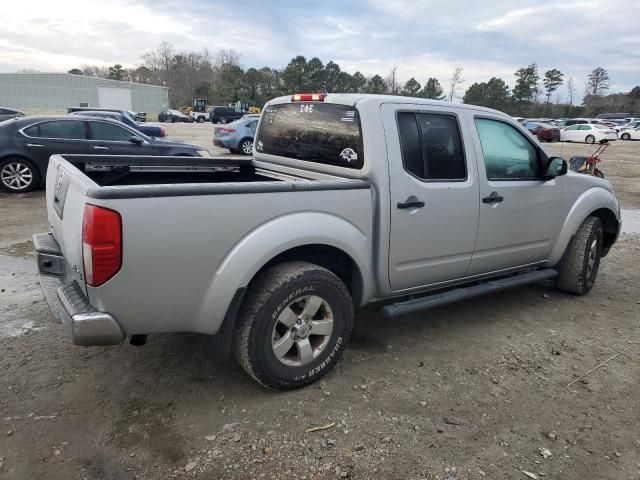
top-left (69, 110), bottom-right (166, 138)
top-left (213, 114), bottom-right (259, 155)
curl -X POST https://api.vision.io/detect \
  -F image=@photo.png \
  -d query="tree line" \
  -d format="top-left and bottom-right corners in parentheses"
top-left (69, 42), bottom-right (639, 117)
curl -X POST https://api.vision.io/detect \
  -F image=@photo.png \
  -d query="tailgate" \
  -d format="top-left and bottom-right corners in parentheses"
top-left (45, 155), bottom-right (96, 294)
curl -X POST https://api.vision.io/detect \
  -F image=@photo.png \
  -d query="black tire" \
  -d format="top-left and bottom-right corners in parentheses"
top-left (170, 116), bottom-right (176, 123)
top-left (556, 216), bottom-right (603, 295)
top-left (220, 118), bottom-right (227, 124)
top-left (594, 169), bottom-right (605, 178)
top-left (0, 158), bottom-right (40, 193)
top-left (197, 116), bottom-right (205, 123)
top-left (621, 133), bottom-right (631, 140)
top-left (585, 134), bottom-right (596, 144)
top-left (239, 138), bottom-right (253, 156)
top-left (233, 261), bottom-right (353, 390)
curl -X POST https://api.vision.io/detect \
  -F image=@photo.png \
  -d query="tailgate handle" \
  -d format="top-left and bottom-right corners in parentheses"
top-left (26, 143), bottom-right (43, 147)
top-left (93, 146), bottom-right (109, 151)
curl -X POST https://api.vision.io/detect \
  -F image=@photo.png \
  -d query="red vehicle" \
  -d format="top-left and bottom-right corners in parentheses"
top-left (523, 121), bottom-right (561, 142)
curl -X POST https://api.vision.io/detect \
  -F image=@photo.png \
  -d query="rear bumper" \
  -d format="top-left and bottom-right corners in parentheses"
top-left (213, 138), bottom-right (231, 148)
top-left (33, 233), bottom-right (125, 346)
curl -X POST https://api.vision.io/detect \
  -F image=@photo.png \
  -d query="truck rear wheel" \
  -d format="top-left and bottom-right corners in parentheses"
top-left (556, 216), bottom-right (603, 295)
top-left (233, 261), bottom-right (353, 390)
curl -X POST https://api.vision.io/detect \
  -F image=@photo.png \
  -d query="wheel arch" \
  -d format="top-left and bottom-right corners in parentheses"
top-left (194, 212), bottom-right (373, 335)
top-left (548, 188), bottom-right (620, 265)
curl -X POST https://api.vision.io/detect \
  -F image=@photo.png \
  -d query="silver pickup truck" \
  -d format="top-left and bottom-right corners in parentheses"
top-left (34, 94), bottom-right (621, 389)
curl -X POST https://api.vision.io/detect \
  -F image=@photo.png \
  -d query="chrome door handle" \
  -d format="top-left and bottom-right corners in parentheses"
top-left (26, 143), bottom-right (43, 147)
top-left (93, 146), bottom-right (109, 151)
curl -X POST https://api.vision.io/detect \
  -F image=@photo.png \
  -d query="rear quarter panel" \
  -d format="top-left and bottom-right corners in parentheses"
top-left (86, 187), bottom-right (373, 336)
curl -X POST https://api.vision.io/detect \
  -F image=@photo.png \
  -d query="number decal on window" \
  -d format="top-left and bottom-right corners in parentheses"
top-left (300, 104), bottom-right (314, 113)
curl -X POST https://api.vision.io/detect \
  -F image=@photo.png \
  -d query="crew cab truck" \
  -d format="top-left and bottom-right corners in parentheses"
top-left (34, 94), bottom-right (621, 390)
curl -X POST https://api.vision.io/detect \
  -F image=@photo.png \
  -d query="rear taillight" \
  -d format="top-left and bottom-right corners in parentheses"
top-left (82, 204), bottom-right (122, 287)
top-left (159, 127), bottom-right (166, 137)
top-left (292, 93), bottom-right (326, 101)
top-left (217, 128), bottom-right (236, 133)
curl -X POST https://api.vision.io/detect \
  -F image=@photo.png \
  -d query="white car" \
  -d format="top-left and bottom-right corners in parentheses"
top-left (615, 120), bottom-right (640, 133)
top-left (560, 124), bottom-right (618, 143)
top-left (619, 127), bottom-right (640, 141)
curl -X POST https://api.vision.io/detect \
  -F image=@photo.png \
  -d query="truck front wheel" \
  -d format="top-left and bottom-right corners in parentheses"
top-left (233, 261), bottom-right (353, 390)
top-left (556, 216), bottom-right (603, 295)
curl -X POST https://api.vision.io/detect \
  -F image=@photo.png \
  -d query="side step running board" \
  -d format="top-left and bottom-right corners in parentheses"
top-left (381, 268), bottom-right (558, 319)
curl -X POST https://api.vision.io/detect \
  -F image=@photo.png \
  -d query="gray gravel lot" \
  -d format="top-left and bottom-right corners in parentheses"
top-left (1, 126), bottom-right (639, 479)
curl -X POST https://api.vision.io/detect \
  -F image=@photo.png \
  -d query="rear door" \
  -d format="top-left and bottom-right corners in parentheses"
top-left (466, 113), bottom-right (563, 275)
top-left (18, 119), bottom-right (91, 165)
top-left (87, 120), bottom-right (152, 155)
top-left (383, 104), bottom-right (480, 290)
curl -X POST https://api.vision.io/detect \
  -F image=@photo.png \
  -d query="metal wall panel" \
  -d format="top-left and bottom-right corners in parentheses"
top-left (0, 73), bottom-right (169, 120)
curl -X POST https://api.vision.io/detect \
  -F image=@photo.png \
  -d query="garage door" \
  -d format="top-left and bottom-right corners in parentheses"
top-left (98, 86), bottom-right (132, 110)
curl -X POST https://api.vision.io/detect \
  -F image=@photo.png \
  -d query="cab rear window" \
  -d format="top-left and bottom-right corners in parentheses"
top-left (256, 103), bottom-right (364, 169)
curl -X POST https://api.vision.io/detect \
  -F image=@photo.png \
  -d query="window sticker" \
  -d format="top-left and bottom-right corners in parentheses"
top-left (265, 107), bottom-right (278, 124)
top-left (341, 110), bottom-right (355, 122)
top-left (339, 148), bottom-right (358, 164)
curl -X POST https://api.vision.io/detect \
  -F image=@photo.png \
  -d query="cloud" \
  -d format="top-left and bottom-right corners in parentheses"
top-left (0, 0), bottom-right (638, 98)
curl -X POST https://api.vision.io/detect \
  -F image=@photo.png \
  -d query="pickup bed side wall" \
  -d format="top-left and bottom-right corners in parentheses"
top-left (86, 189), bottom-right (373, 336)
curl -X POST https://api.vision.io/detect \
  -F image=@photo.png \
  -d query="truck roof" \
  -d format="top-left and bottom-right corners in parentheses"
top-left (267, 93), bottom-right (511, 118)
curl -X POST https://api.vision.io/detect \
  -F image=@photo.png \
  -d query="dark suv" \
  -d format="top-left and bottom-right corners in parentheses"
top-left (209, 106), bottom-right (247, 124)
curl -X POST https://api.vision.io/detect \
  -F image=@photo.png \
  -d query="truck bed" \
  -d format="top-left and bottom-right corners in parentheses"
top-left (60, 154), bottom-right (365, 199)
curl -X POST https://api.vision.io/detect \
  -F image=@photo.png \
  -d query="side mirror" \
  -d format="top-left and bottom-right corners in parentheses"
top-left (129, 136), bottom-right (143, 145)
top-left (543, 157), bottom-right (568, 180)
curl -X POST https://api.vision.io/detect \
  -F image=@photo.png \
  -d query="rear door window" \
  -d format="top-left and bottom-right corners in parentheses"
top-left (397, 112), bottom-right (466, 181)
top-left (24, 120), bottom-right (87, 139)
top-left (256, 103), bottom-right (363, 169)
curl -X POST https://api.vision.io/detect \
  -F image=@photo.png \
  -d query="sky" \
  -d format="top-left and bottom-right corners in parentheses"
top-left (1, 0), bottom-right (639, 101)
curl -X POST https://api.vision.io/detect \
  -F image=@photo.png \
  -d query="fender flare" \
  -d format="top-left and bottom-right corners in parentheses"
top-left (194, 211), bottom-right (373, 334)
top-left (547, 187), bottom-right (620, 265)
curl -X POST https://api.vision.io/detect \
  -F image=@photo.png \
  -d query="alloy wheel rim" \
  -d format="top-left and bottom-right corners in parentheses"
top-left (1, 162), bottom-right (33, 190)
top-left (271, 295), bottom-right (334, 367)
top-left (242, 141), bottom-right (253, 154)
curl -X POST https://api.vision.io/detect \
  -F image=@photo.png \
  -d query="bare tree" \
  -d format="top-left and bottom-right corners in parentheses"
top-left (448, 66), bottom-right (465, 102)
top-left (566, 77), bottom-right (575, 116)
top-left (385, 64), bottom-right (400, 95)
top-left (587, 67), bottom-right (610, 96)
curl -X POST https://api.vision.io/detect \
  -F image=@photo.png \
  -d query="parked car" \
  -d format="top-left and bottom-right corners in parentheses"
top-left (615, 120), bottom-right (640, 133)
top-left (523, 121), bottom-right (561, 142)
top-left (560, 124), bottom-right (618, 143)
top-left (619, 127), bottom-right (640, 141)
top-left (0, 108), bottom-right (26, 122)
top-left (213, 114), bottom-right (259, 155)
top-left (66, 107), bottom-right (145, 122)
top-left (209, 106), bottom-right (247, 124)
top-left (0, 116), bottom-right (210, 193)
top-left (33, 93), bottom-right (620, 390)
top-left (69, 110), bottom-right (166, 137)
top-left (158, 109), bottom-right (192, 123)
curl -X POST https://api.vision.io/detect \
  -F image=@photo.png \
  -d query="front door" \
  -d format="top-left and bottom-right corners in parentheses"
top-left (383, 104), bottom-right (480, 291)
top-left (466, 114), bottom-right (563, 275)
top-left (87, 120), bottom-right (152, 155)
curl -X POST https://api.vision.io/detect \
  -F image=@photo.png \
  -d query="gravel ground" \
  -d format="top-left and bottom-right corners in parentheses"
top-left (0, 128), bottom-right (639, 480)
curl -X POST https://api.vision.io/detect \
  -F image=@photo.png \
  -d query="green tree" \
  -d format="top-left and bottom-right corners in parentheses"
top-left (512, 63), bottom-right (539, 102)
top-left (67, 68), bottom-right (83, 75)
top-left (630, 86), bottom-right (640, 99)
top-left (306, 57), bottom-right (325, 91)
top-left (402, 77), bottom-right (421, 96)
top-left (365, 74), bottom-right (388, 94)
top-left (420, 77), bottom-right (445, 99)
top-left (217, 63), bottom-right (245, 103)
top-left (282, 55), bottom-right (308, 93)
top-left (350, 71), bottom-right (367, 93)
top-left (587, 67), bottom-right (610, 96)
top-left (324, 61), bottom-right (342, 92)
top-left (107, 64), bottom-right (124, 81)
top-left (543, 69), bottom-right (564, 104)
top-left (243, 67), bottom-right (262, 104)
top-left (463, 77), bottom-right (511, 111)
